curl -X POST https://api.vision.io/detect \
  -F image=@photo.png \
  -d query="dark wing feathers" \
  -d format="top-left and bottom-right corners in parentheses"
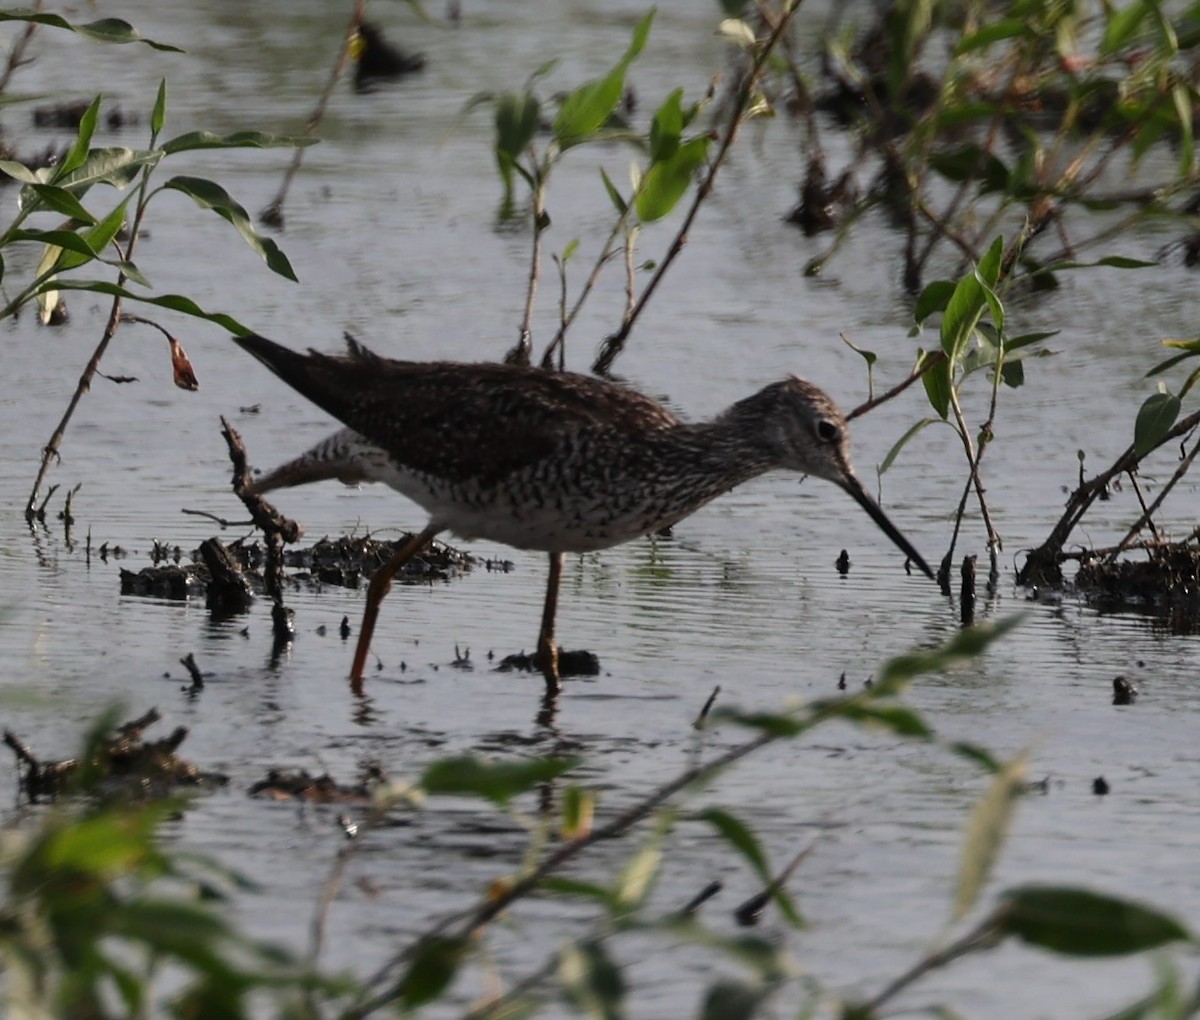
top-left (234, 333), bottom-right (679, 486)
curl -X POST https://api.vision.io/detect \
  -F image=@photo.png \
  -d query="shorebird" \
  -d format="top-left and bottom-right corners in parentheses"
top-left (234, 333), bottom-right (933, 689)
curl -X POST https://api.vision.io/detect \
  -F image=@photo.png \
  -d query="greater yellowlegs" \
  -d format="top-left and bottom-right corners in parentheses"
top-left (235, 333), bottom-right (933, 689)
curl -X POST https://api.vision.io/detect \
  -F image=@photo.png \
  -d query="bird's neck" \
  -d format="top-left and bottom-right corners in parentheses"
top-left (665, 406), bottom-right (779, 501)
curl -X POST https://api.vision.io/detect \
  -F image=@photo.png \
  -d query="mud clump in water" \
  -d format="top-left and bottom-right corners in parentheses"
top-left (119, 532), bottom-right (474, 601)
top-left (1075, 542), bottom-right (1200, 633)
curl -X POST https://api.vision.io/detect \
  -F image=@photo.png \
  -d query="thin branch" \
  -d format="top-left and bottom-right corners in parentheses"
top-left (1107, 431), bottom-right (1200, 561)
top-left (0, 0), bottom-right (41, 94)
top-left (1018, 407), bottom-right (1200, 584)
top-left (860, 913), bottom-right (1004, 1014)
top-left (25, 127), bottom-right (162, 517)
top-left (347, 728), bottom-right (779, 1017)
top-left (259, 0), bottom-right (367, 227)
top-left (846, 351), bottom-right (944, 421)
top-left (506, 152), bottom-right (546, 365)
top-left (592, 0), bottom-right (804, 375)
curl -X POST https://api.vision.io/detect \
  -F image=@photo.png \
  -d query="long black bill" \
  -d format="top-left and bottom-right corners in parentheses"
top-left (841, 475), bottom-right (934, 580)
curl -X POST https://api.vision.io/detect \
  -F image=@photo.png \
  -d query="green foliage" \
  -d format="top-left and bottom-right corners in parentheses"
top-left (997, 886), bottom-right (1191, 956)
top-left (0, 8), bottom-right (183, 51)
top-left (420, 753), bottom-right (580, 804)
top-left (0, 57), bottom-right (310, 328)
top-left (0, 793), bottom-right (318, 1017)
top-left (162, 175), bottom-right (298, 280)
top-left (475, 7), bottom-right (716, 232)
top-left (953, 750), bottom-right (1028, 922)
top-left (1134, 387), bottom-right (1182, 457)
top-left (698, 808), bottom-right (804, 927)
top-left (552, 10), bottom-right (654, 147)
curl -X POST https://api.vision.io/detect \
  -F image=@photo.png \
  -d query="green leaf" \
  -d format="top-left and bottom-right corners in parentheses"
top-left (920, 350), bottom-right (952, 419)
top-left (559, 939), bottom-right (626, 1018)
top-left (13, 228), bottom-right (105, 268)
top-left (1037, 255), bottom-right (1157, 273)
top-left (24, 184), bottom-right (98, 223)
top-left (1133, 390), bottom-right (1181, 457)
top-left (52, 147), bottom-right (163, 193)
top-left (698, 809), bottom-right (771, 884)
top-left (1006, 330), bottom-right (1058, 353)
top-left (44, 196), bottom-right (136, 275)
top-left (159, 130), bottom-right (318, 155)
top-left (30, 280), bottom-right (249, 333)
top-left (553, 9), bottom-right (654, 146)
top-left (112, 899), bottom-right (231, 955)
top-left (614, 823), bottom-right (666, 912)
top-left (635, 135), bottom-right (709, 221)
top-left (841, 333), bottom-right (877, 367)
top-left (948, 742), bottom-right (1003, 774)
top-left (400, 936), bottom-right (467, 1008)
top-left (1000, 360), bottom-right (1024, 388)
top-left (997, 886), bottom-right (1190, 956)
top-left (0, 158), bottom-right (38, 185)
top-left (1161, 336), bottom-right (1200, 353)
top-left (699, 808), bottom-right (803, 928)
top-left (714, 709), bottom-right (806, 737)
top-left (913, 279), bottom-right (955, 325)
top-left (162, 176), bottom-right (297, 281)
top-left (1101, 0), bottom-right (1149, 53)
top-left (700, 980), bottom-right (773, 1020)
top-left (874, 616), bottom-right (1024, 696)
top-left (1178, 364), bottom-right (1200, 402)
top-left (953, 750), bottom-right (1028, 922)
top-left (940, 269), bottom-right (986, 367)
top-left (649, 88), bottom-right (684, 162)
top-left (977, 236), bottom-right (1003, 287)
top-left (879, 417), bottom-right (941, 475)
top-left (151, 79), bottom-right (167, 137)
top-left (59, 95), bottom-right (102, 177)
top-left (598, 166), bottom-right (628, 215)
top-left (1144, 350), bottom-right (1194, 379)
top-left (0, 11), bottom-right (183, 51)
top-left (838, 702), bottom-right (933, 738)
top-left (420, 754), bottom-right (579, 805)
top-left (929, 146), bottom-right (1009, 193)
top-left (494, 91), bottom-right (540, 162)
top-left (539, 877), bottom-right (616, 907)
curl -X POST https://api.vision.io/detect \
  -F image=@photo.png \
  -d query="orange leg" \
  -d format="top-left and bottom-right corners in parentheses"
top-left (351, 525), bottom-right (440, 682)
top-left (537, 551), bottom-right (564, 695)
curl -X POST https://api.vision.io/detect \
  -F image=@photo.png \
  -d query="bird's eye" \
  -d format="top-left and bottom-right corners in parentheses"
top-left (816, 419), bottom-right (839, 443)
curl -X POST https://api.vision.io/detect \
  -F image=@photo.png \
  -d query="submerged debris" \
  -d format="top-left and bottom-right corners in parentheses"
top-left (352, 21), bottom-right (426, 93)
top-left (248, 766), bottom-right (382, 804)
top-left (1112, 676), bottom-right (1138, 705)
top-left (118, 532), bottom-right (474, 602)
top-left (4, 709), bottom-right (228, 801)
top-left (1075, 541), bottom-right (1200, 633)
top-left (495, 649), bottom-right (601, 678)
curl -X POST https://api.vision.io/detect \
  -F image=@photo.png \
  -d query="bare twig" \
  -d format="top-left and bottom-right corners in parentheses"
top-left (846, 352), bottom-right (944, 421)
top-left (259, 0), bottom-right (367, 227)
top-left (592, 0), bottom-right (804, 375)
top-left (1107, 432), bottom-right (1200, 561)
top-left (25, 107), bottom-right (166, 517)
top-left (0, 0), bottom-right (41, 94)
top-left (506, 152), bottom-right (546, 366)
top-left (860, 913), bottom-right (1004, 1014)
top-left (1018, 407), bottom-right (1200, 584)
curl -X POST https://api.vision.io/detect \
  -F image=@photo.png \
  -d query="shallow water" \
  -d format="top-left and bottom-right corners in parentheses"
top-left (1, 2), bottom-right (1199, 1017)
